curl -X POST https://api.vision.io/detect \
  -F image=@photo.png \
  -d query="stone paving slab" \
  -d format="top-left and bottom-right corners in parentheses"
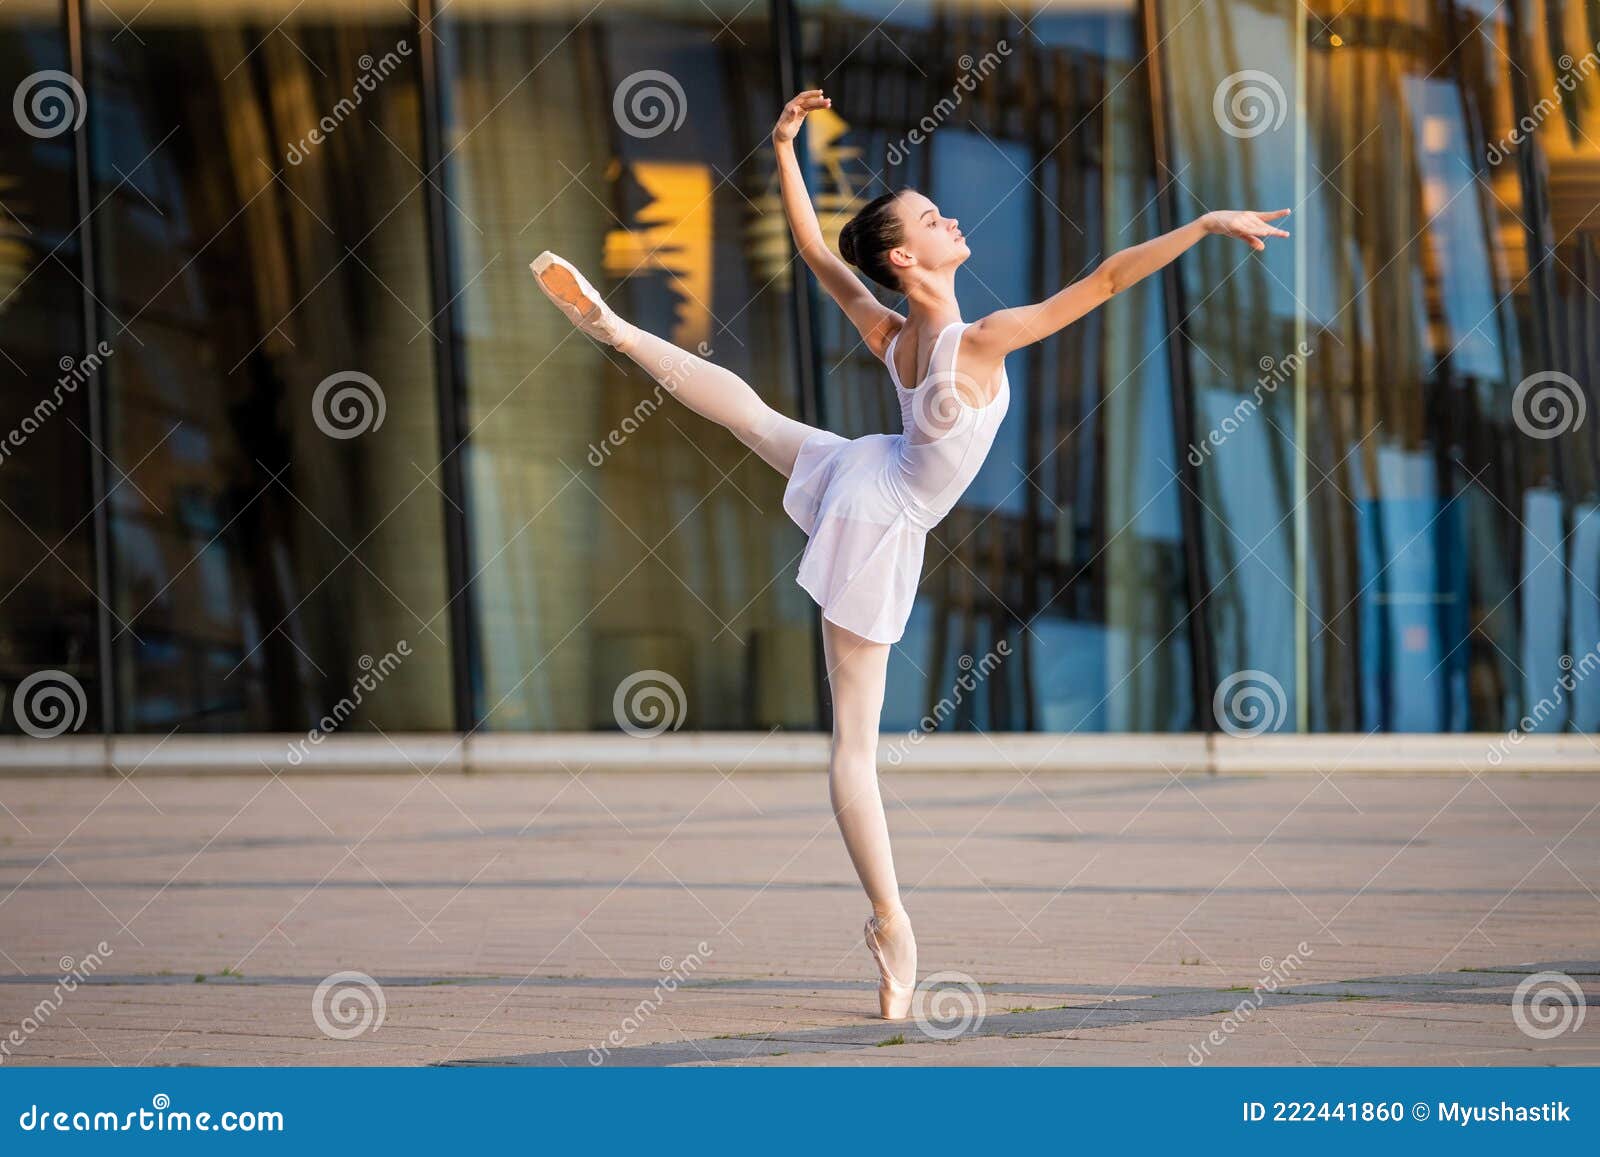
top-left (0, 770), bottom-right (1595, 1066)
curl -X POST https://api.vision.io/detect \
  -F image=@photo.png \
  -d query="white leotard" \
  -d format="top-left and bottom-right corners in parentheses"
top-left (781, 321), bottom-right (1011, 643)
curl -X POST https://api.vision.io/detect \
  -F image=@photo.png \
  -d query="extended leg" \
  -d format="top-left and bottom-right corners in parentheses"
top-left (532, 252), bottom-right (819, 477)
top-left (822, 616), bottom-right (916, 1013)
top-left (619, 327), bottom-right (818, 476)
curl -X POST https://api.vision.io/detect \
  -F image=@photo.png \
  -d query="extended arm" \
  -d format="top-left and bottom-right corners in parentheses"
top-left (773, 90), bottom-right (903, 359)
top-left (963, 210), bottom-right (1290, 361)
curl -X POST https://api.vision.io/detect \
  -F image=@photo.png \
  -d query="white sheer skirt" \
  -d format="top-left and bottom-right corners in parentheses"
top-left (781, 431), bottom-right (932, 644)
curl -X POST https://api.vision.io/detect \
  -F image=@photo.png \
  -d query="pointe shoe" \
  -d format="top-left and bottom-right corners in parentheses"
top-left (529, 251), bottom-right (635, 348)
top-left (864, 909), bottom-right (916, 1021)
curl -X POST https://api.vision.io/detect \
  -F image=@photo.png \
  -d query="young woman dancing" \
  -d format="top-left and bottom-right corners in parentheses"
top-left (530, 89), bottom-right (1289, 1020)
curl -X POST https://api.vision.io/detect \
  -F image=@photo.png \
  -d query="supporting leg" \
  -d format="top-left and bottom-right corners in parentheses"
top-left (822, 615), bottom-right (916, 1014)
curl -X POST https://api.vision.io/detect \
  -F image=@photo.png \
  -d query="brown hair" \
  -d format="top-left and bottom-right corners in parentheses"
top-left (838, 188), bottom-right (912, 292)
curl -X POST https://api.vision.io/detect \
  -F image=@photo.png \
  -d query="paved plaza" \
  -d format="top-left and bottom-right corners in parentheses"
top-left (0, 768), bottom-right (1596, 1066)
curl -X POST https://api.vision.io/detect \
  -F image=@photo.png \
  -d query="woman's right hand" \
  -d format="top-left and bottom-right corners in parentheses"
top-left (773, 89), bottom-right (830, 147)
top-left (1201, 208), bottom-right (1291, 252)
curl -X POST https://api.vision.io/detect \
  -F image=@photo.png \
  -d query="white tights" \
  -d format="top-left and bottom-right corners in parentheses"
top-left (614, 326), bottom-right (917, 983)
top-left (616, 328), bottom-right (820, 476)
top-left (820, 616), bottom-right (916, 984)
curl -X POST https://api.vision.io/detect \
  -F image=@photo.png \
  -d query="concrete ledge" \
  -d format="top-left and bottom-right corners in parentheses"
top-left (1211, 732), bottom-right (1600, 774)
top-left (0, 731), bottom-right (1593, 775)
top-left (466, 732), bottom-right (822, 773)
top-left (0, 736), bottom-right (109, 775)
top-left (878, 733), bottom-right (1212, 773)
top-left (109, 734), bottom-right (469, 776)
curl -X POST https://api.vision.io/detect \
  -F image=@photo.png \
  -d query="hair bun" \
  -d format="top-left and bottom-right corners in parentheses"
top-left (834, 186), bottom-right (908, 291)
top-left (838, 221), bottom-right (858, 266)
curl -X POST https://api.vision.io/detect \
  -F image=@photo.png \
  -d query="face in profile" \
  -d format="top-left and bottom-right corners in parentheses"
top-left (889, 190), bottom-right (969, 279)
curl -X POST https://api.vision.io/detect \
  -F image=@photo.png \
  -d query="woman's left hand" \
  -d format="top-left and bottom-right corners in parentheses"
top-left (1203, 209), bottom-right (1291, 251)
top-left (774, 90), bottom-right (830, 147)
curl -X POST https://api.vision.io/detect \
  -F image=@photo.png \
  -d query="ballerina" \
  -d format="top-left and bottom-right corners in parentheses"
top-left (530, 88), bottom-right (1288, 1019)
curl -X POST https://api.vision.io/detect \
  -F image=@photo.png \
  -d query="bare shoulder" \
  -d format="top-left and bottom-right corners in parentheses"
top-left (953, 322), bottom-right (1007, 404)
top-left (958, 312), bottom-right (1008, 360)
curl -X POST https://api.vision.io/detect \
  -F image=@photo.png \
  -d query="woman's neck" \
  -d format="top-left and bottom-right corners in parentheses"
top-left (902, 269), bottom-right (961, 328)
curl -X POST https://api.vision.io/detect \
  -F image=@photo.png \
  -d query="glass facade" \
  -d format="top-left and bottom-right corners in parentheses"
top-left (2, 0), bottom-right (1596, 736)
top-left (438, 0), bottom-right (817, 731)
top-left (1, 1), bottom-right (100, 731)
top-left (85, 1), bottom-right (455, 733)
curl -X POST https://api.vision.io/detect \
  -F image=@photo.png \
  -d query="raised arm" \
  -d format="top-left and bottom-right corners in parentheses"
top-left (773, 90), bottom-right (903, 360)
top-left (963, 210), bottom-right (1291, 362)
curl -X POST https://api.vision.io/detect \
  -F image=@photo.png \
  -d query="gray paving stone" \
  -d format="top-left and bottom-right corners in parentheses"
top-left (0, 770), bottom-right (1595, 1066)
